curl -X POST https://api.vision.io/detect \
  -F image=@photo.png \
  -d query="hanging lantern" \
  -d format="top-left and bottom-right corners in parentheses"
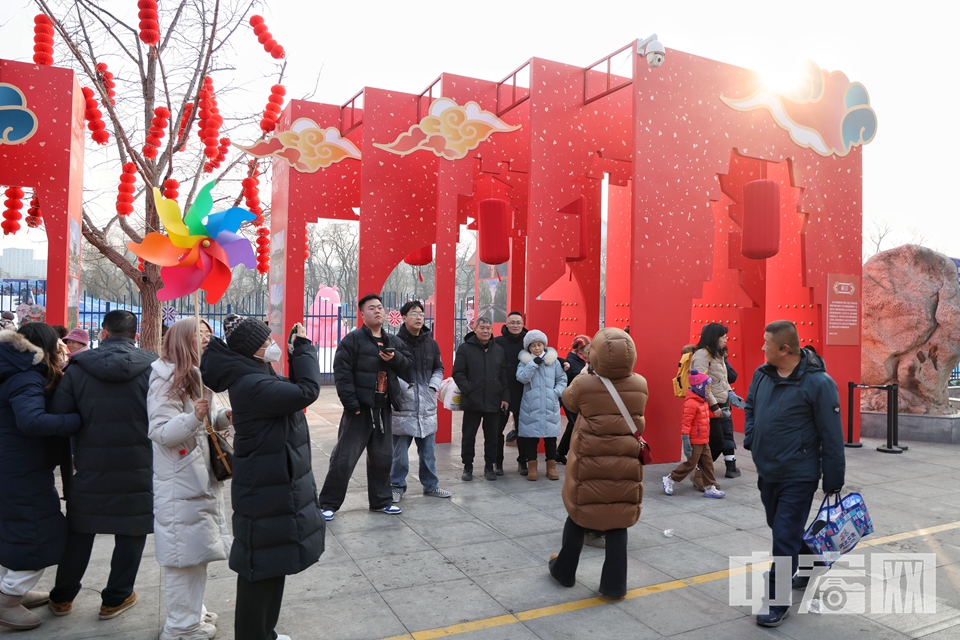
top-left (741, 179), bottom-right (780, 260)
top-left (477, 198), bottom-right (510, 265)
top-left (403, 245), bottom-right (433, 266)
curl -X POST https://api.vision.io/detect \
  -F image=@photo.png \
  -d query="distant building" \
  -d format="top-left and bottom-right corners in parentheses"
top-left (0, 248), bottom-right (47, 279)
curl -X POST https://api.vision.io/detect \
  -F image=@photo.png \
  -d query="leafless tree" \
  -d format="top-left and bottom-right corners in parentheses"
top-left (37, 0), bottom-right (276, 351)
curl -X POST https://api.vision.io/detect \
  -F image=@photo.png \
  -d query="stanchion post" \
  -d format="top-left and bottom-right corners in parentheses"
top-left (845, 381), bottom-right (863, 448)
top-left (891, 382), bottom-right (906, 451)
top-left (877, 383), bottom-right (903, 454)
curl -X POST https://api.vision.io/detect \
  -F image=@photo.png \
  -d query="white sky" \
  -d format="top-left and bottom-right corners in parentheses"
top-left (1, 0), bottom-right (958, 260)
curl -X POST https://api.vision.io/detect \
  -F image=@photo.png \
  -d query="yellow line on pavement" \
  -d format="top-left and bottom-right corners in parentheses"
top-left (380, 520), bottom-right (960, 640)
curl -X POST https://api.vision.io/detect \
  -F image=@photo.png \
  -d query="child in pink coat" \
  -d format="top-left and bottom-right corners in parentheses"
top-left (662, 370), bottom-right (724, 498)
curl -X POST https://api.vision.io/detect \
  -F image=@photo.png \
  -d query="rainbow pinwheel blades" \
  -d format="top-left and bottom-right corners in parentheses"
top-left (127, 182), bottom-right (257, 304)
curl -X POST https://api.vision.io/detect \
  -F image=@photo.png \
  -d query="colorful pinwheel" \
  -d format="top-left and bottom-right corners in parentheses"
top-left (127, 182), bottom-right (256, 304)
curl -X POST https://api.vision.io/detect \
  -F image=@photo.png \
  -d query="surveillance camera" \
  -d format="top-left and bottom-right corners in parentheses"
top-left (645, 39), bottom-right (665, 68)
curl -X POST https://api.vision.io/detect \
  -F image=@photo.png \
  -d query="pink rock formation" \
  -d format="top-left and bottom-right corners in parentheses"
top-left (861, 245), bottom-right (960, 415)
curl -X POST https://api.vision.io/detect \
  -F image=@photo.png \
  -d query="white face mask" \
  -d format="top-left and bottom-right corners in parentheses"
top-left (257, 341), bottom-right (282, 363)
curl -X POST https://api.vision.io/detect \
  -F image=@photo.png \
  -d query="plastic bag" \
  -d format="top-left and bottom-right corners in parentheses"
top-left (439, 377), bottom-right (463, 411)
top-left (802, 492), bottom-right (873, 566)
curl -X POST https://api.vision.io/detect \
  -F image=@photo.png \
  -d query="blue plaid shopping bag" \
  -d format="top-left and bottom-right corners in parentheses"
top-left (802, 492), bottom-right (874, 566)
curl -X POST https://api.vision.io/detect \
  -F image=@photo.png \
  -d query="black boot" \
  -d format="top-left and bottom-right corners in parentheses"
top-left (461, 465), bottom-right (473, 481)
top-left (518, 461), bottom-right (528, 476)
top-left (725, 459), bottom-right (741, 478)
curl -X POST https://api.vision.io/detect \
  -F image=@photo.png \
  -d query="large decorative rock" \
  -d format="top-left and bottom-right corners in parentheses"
top-left (861, 245), bottom-right (960, 416)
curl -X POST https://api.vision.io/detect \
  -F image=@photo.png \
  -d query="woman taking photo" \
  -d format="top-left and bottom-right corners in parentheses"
top-left (691, 322), bottom-right (739, 483)
top-left (0, 323), bottom-right (81, 630)
top-left (147, 318), bottom-right (232, 640)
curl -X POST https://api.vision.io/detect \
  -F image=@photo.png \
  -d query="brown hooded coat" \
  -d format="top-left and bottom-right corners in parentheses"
top-left (561, 328), bottom-right (647, 531)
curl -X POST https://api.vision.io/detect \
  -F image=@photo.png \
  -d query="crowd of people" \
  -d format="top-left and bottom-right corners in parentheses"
top-left (0, 297), bottom-right (844, 635)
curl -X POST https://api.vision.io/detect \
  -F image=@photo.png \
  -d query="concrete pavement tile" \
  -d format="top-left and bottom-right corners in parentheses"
top-left (409, 518), bottom-right (507, 548)
top-left (663, 615), bottom-right (792, 640)
top-left (436, 539), bottom-right (547, 577)
top-left (443, 621), bottom-right (543, 640)
top-left (775, 610), bottom-right (916, 640)
top-left (482, 511), bottom-right (566, 538)
top-left (276, 591), bottom-right (407, 640)
top-left (282, 559), bottom-right (379, 602)
top-left (691, 528), bottom-right (773, 559)
top-left (625, 521), bottom-right (686, 550)
top-left (640, 511), bottom-right (738, 541)
top-left (334, 521), bottom-right (434, 560)
top-left (355, 548), bottom-right (466, 591)
top-left (632, 538), bottom-right (732, 580)
top-left (324, 506), bottom-right (407, 534)
top-left (615, 584), bottom-right (741, 635)
top-left (522, 601), bottom-right (661, 639)
top-left (471, 567), bottom-right (599, 613)
top-left (572, 556), bottom-right (675, 594)
top-left (513, 531), bottom-right (568, 560)
top-left (380, 577), bottom-right (511, 633)
top-left (34, 587), bottom-right (162, 640)
top-left (397, 500), bottom-right (473, 525)
top-left (683, 501), bottom-right (769, 530)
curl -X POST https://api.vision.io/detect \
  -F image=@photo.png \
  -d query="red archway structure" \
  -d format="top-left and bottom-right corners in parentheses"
top-left (249, 44), bottom-right (871, 454)
top-left (0, 59), bottom-right (86, 328)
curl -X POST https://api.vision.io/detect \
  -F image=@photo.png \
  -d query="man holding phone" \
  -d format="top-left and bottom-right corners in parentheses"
top-left (319, 294), bottom-right (411, 520)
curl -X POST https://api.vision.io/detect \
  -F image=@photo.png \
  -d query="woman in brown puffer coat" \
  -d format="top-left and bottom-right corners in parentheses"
top-left (549, 327), bottom-right (647, 600)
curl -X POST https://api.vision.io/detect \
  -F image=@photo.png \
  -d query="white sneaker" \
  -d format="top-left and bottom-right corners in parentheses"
top-left (277, 635), bottom-right (292, 640)
top-left (703, 485), bottom-right (725, 499)
top-left (321, 509), bottom-right (334, 521)
top-left (159, 622), bottom-right (218, 640)
top-left (662, 476), bottom-right (674, 495)
top-left (202, 610), bottom-right (218, 625)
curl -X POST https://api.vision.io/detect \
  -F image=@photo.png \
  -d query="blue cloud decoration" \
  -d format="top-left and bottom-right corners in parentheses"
top-left (0, 83), bottom-right (39, 145)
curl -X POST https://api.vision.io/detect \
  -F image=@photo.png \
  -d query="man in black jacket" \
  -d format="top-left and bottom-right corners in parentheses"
top-left (744, 320), bottom-right (845, 628)
top-left (453, 317), bottom-right (510, 481)
top-left (319, 294), bottom-right (411, 520)
top-left (48, 310), bottom-right (158, 620)
top-left (495, 311), bottom-right (528, 474)
top-left (201, 318), bottom-right (324, 640)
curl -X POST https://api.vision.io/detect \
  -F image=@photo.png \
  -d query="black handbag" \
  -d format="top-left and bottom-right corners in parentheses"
top-left (204, 417), bottom-right (233, 481)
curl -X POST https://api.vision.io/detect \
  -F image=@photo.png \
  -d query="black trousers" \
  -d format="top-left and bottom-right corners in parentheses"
top-left (708, 410), bottom-right (736, 460)
top-left (519, 436), bottom-right (557, 462)
top-left (462, 410), bottom-right (501, 469)
top-left (758, 477), bottom-right (819, 607)
top-left (50, 531), bottom-right (147, 606)
top-left (318, 407), bottom-right (394, 511)
top-left (549, 517), bottom-right (628, 598)
top-left (235, 574), bottom-right (285, 640)
top-left (498, 408), bottom-right (525, 466)
top-left (556, 411), bottom-right (578, 457)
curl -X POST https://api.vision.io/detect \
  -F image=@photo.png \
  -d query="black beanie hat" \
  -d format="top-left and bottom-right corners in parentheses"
top-left (222, 313), bottom-right (244, 341)
top-left (227, 317), bottom-right (272, 358)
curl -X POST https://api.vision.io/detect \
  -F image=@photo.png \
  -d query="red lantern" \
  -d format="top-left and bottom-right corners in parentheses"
top-left (477, 198), bottom-right (511, 265)
top-left (255, 227), bottom-right (270, 274)
top-left (81, 87), bottom-right (110, 145)
top-left (25, 196), bottom-right (42, 228)
top-left (116, 163), bottom-right (137, 216)
top-left (138, 0), bottom-right (160, 46)
top-left (2, 187), bottom-right (24, 236)
top-left (249, 15), bottom-right (285, 59)
top-left (175, 102), bottom-right (193, 150)
top-left (95, 62), bottom-right (116, 105)
top-left (403, 245), bottom-right (433, 266)
top-left (162, 178), bottom-right (179, 201)
top-left (741, 179), bottom-right (781, 260)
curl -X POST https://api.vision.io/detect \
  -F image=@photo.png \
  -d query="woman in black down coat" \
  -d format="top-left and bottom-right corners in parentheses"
top-left (0, 324), bottom-right (80, 631)
top-left (200, 319), bottom-right (323, 640)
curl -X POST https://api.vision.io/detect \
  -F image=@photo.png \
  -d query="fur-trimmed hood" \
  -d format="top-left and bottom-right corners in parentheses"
top-left (0, 328), bottom-right (44, 377)
top-left (519, 346), bottom-right (559, 365)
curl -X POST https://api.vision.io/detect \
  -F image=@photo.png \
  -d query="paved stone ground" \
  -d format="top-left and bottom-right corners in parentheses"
top-left (9, 387), bottom-right (960, 639)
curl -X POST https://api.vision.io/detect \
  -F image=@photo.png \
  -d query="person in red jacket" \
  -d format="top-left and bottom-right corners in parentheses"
top-left (662, 370), bottom-right (725, 498)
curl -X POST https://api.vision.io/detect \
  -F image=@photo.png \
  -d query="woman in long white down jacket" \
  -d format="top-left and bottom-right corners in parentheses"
top-left (147, 318), bottom-right (232, 640)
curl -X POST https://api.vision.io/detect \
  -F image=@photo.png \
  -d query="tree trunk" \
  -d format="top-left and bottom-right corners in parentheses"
top-left (138, 279), bottom-right (163, 354)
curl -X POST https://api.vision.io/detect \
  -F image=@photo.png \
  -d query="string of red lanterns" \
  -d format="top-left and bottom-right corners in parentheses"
top-left (95, 62), bottom-right (116, 105)
top-left (175, 102), bottom-right (193, 151)
top-left (81, 87), bottom-right (110, 145)
top-left (260, 84), bottom-right (286, 133)
top-left (33, 15), bottom-right (54, 66)
top-left (116, 162), bottom-right (137, 216)
top-left (255, 227), bottom-right (270, 274)
top-left (197, 76), bottom-right (223, 172)
top-left (137, 0), bottom-right (160, 47)
top-left (162, 178), bottom-right (179, 201)
top-left (25, 197), bottom-right (43, 229)
top-left (2, 187), bottom-right (24, 236)
top-left (143, 106), bottom-right (170, 160)
top-left (249, 16), bottom-right (285, 59)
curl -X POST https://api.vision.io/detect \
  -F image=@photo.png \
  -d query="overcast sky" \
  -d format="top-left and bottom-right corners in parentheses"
top-left (1, 0), bottom-right (957, 260)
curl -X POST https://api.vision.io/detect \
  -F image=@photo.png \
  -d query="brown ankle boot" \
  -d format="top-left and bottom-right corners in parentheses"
top-left (0, 592), bottom-right (42, 630)
top-left (546, 460), bottom-right (559, 480)
top-left (526, 460), bottom-right (538, 480)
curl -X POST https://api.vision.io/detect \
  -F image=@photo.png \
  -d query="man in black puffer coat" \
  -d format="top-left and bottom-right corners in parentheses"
top-left (495, 311), bottom-right (528, 474)
top-left (200, 318), bottom-right (323, 640)
top-left (453, 317), bottom-right (510, 481)
top-left (319, 294), bottom-right (411, 519)
top-left (49, 310), bottom-right (158, 619)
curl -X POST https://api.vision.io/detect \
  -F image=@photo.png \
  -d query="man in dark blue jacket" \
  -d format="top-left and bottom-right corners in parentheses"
top-left (319, 294), bottom-right (410, 520)
top-left (744, 320), bottom-right (845, 628)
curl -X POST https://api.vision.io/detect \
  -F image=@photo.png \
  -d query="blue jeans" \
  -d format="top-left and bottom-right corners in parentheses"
top-left (391, 434), bottom-right (439, 493)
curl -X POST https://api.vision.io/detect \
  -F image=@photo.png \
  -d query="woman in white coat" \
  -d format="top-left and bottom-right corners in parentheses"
top-left (148, 318), bottom-right (232, 640)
